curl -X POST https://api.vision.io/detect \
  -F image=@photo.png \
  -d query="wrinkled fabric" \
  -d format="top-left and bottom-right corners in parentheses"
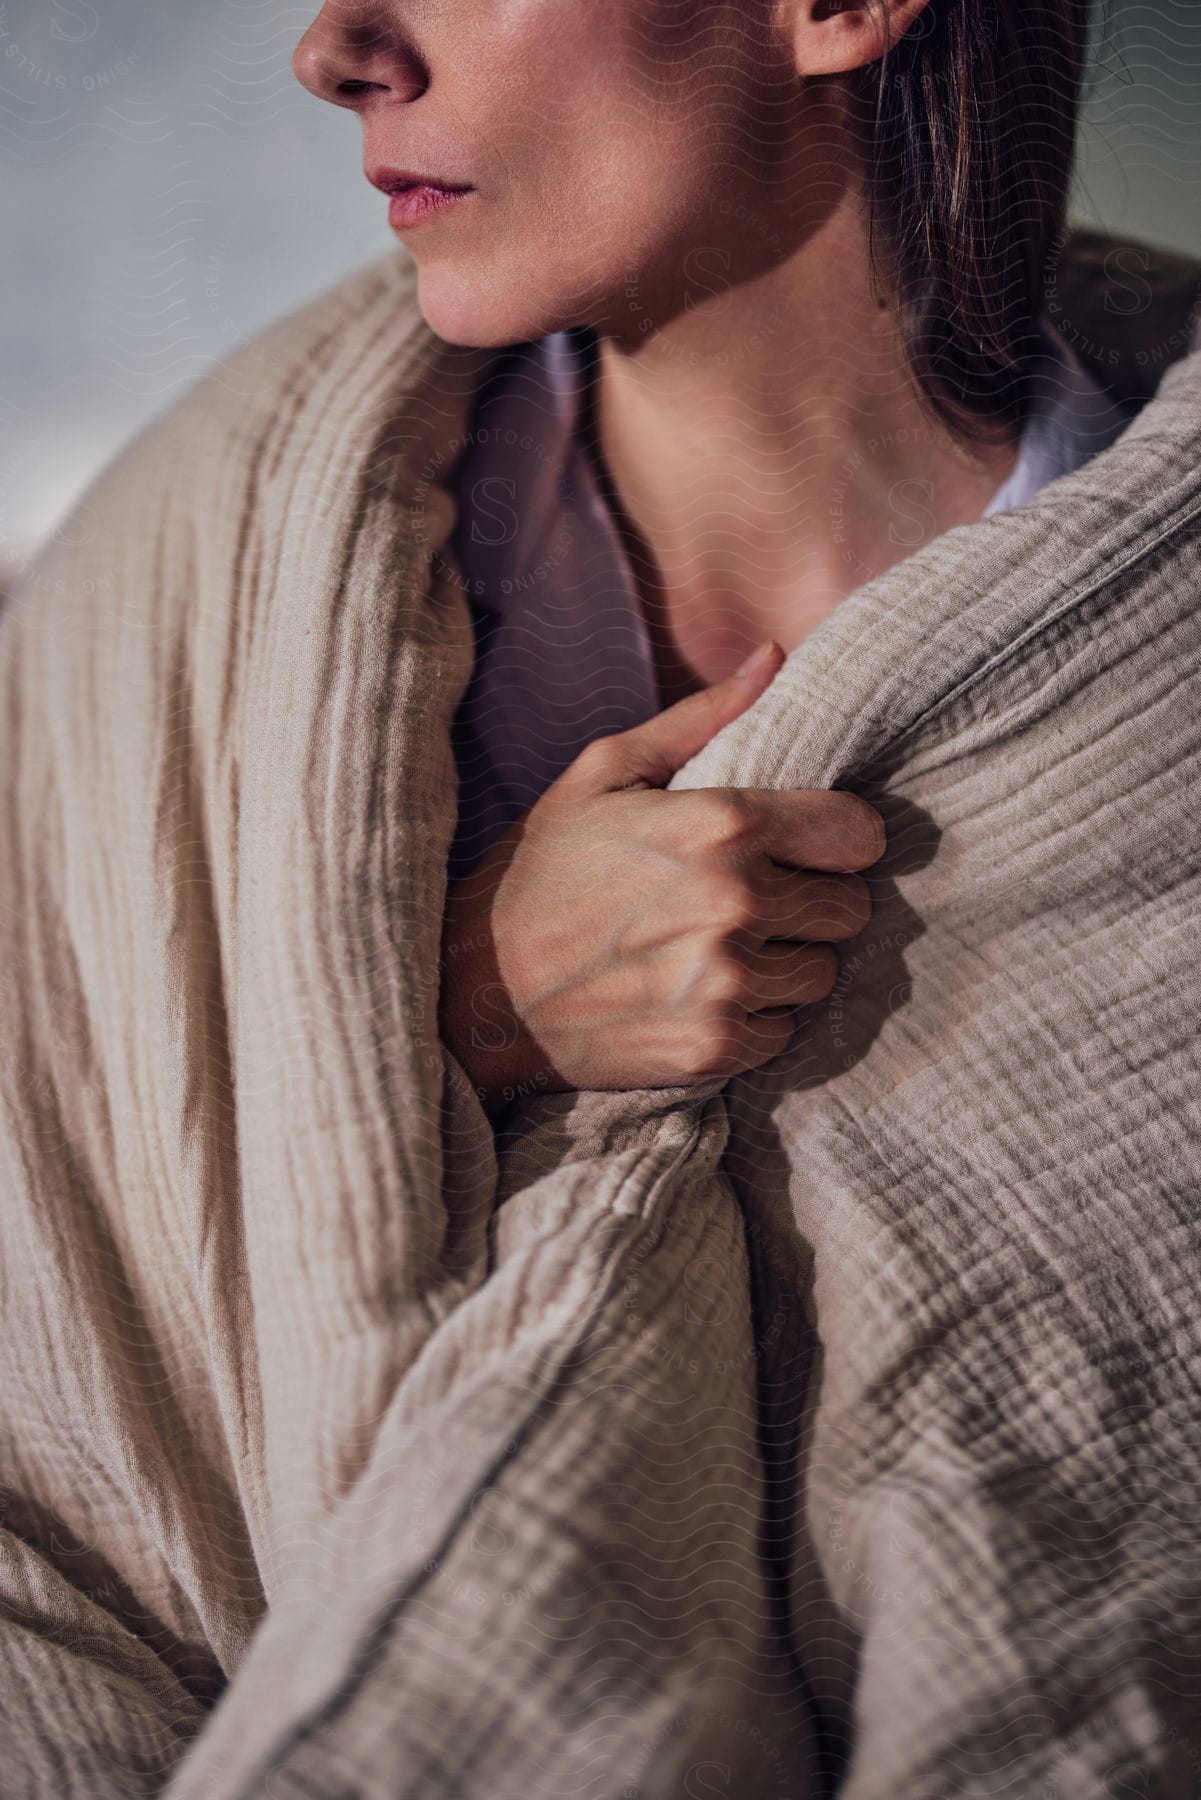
top-left (0, 233), bottom-right (1199, 1800)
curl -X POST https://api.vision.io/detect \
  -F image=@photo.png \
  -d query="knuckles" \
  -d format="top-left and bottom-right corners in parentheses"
top-left (687, 787), bottom-right (755, 851)
top-left (571, 736), bottom-right (622, 785)
top-left (674, 1019), bottom-right (746, 1084)
top-left (693, 871), bottom-right (760, 934)
top-left (680, 785), bottom-right (886, 870)
top-left (693, 956), bottom-right (750, 1009)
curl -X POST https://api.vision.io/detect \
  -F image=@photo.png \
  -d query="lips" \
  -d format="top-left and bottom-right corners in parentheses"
top-left (366, 164), bottom-right (473, 198)
top-left (386, 184), bottom-right (473, 230)
top-left (365, 163), bottom-right (476, 230)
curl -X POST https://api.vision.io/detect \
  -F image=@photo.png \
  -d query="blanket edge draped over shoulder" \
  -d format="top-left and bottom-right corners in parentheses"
top-left (1, 234), bottom-right (1200, 1800)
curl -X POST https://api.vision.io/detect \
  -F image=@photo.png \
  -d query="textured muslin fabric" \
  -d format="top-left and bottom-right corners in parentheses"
top-left (0, 232), bottom-right (1199, 1799)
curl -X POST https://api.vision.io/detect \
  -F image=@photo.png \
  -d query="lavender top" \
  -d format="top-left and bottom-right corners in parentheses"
top-left (441, 321), bottom-right (1132, 883)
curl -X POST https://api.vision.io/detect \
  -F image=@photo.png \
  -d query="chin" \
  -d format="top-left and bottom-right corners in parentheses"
top-left (411, 263), bottom-right (576, 350)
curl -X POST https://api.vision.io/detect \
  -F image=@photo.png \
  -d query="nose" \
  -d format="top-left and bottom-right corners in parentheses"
top-left (292, 4), bottom-right (427, 109)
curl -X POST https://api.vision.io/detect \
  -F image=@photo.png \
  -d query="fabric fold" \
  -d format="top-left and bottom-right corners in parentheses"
top-left (1, 235), bottom-right (1200, 1799)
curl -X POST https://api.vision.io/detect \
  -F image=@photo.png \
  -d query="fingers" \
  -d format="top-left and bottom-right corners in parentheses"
top-left (678, 942), bottom-right (839, 1083)
top-left (735, 939), bottom-right (842, 1011)
top-left (669, 854), bottom-right (872, 957)
top-left (653, 989), bottom-right (817, 1086)
top-left (728, 1005), bottom-right (801, 1075)
top-left (745, 787), bottom-right (886, 872)
top-left (736, 865), bottom-right (873, 945)
top-left (553, 644), bottom-right (785, 797)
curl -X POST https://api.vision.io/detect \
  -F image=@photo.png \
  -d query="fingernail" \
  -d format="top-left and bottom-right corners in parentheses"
top-left (734, 639), bottom-right (778, 680)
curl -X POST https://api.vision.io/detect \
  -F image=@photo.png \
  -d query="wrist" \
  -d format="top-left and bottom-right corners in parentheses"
top-left (439, 897), bottom-right (537, 1115)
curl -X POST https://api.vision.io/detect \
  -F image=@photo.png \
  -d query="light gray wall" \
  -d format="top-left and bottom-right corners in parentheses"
top-left (1072, 1), bottom-right (1201, 252)
top-left (1, 0), bottom-right (1198, 574)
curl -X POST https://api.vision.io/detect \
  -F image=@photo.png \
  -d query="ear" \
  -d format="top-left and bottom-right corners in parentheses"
top-left (788, 0), bottom-right (933, 77)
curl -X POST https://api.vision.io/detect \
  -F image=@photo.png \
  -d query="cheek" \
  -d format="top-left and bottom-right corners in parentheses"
top-left (411, 0), bottom-right (759, 342)
top-left (467, 0), bottom-right (728, 201)
top-left (495, 132), bottom-right (703, 340)
top-left (471, 64), bottom-right (695, 268)
top-left (413, 124), bottom-right (715, 347)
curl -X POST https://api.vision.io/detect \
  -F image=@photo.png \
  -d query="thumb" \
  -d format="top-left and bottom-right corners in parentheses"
top-left (560, 639), bottom-right (784, 795)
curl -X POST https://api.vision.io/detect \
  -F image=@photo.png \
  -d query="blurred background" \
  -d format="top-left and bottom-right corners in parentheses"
top-left (1, 0), bottom-right (1198, 593)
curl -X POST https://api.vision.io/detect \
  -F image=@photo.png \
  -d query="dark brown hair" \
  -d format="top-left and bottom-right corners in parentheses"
top-left (847, 0), bottom-right (1095, 444)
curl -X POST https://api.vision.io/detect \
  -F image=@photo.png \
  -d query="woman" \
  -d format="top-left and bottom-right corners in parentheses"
top-left (2, 1), bottom-right (1200, 1796)
top-left (293, 0), bottom-right (1128, 1115)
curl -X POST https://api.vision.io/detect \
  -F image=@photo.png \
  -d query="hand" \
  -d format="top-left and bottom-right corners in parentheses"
top-left (439, 641), bottom-right (885, 1114)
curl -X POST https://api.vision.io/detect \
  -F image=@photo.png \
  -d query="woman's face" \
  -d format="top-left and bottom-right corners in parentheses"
top-left (293, 0), bottom-right (831, 347)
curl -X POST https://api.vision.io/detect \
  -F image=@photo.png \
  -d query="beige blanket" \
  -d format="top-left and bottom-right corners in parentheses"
top-left (2, 233), bottom-right (1200, 1799)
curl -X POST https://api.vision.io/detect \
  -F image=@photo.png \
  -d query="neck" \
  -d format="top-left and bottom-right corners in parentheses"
top-left (580, 198), bottom-right (1021, 703)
